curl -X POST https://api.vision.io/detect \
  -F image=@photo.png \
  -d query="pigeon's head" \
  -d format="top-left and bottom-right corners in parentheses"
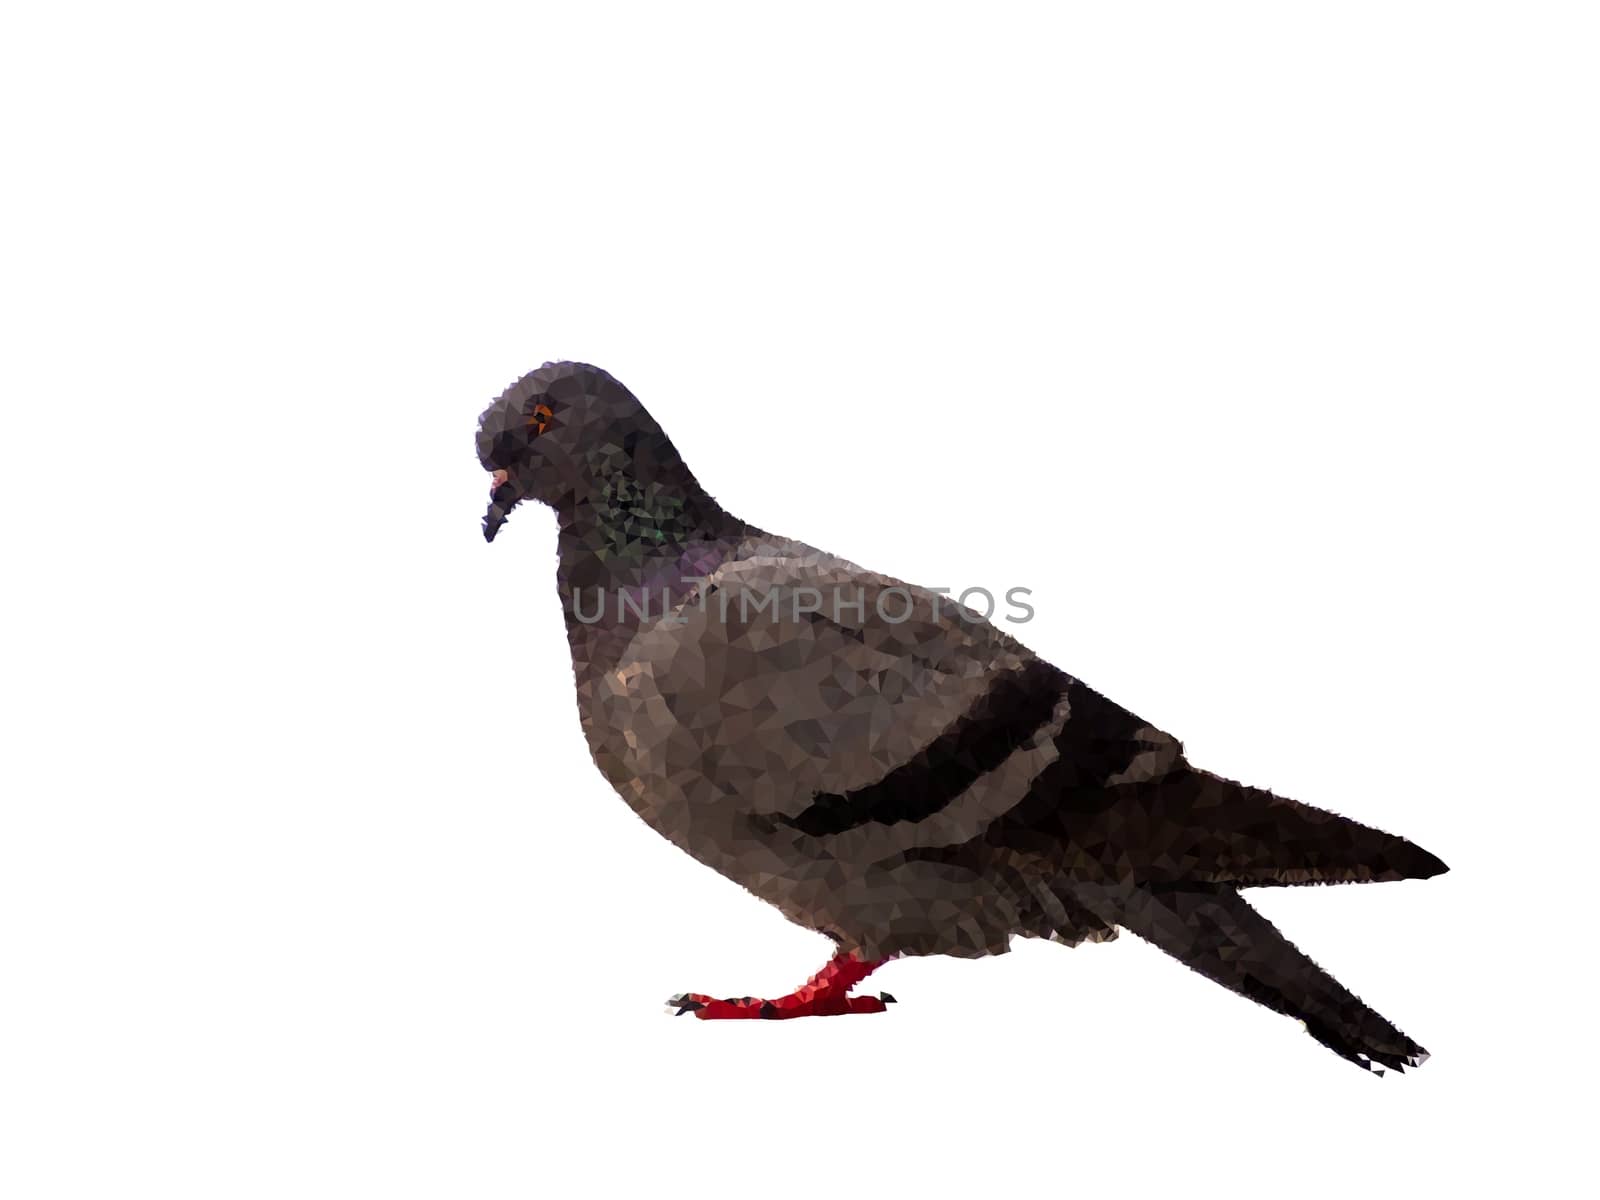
top-left (476, 361), bottom-right (665, 542)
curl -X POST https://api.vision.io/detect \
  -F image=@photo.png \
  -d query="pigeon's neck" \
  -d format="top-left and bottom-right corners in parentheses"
top-left (551, 456), bottom-right (750, 677)
top-left (553, 460), bottom-right (742, 572)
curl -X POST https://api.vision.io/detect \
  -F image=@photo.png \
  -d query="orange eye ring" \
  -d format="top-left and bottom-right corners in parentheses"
top-left (528, 402), bottom-right (554, 435)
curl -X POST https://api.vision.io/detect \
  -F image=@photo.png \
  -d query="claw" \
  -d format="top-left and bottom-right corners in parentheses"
top-left (667, 952), bottom-right (893, 1020)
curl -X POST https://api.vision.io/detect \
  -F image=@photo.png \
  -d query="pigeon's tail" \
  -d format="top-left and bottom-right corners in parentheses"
top-left (1106, 885), bottom-right (1430, 1073)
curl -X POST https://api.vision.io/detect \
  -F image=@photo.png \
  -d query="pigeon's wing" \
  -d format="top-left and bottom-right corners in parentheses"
top-left (598, 538), bottom-right (1061, 835)
top-left (604, 536), bottom-right (1444, 888)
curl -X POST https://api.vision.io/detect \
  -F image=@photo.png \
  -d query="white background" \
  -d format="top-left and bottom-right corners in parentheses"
top-left (3, 3), bottom-right (1596, 1196)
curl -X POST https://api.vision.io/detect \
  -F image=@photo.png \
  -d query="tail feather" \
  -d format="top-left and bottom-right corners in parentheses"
top-left (1194, 770), bottom-right (1450, 887)
top-left (1146, 769), bottom-right (1450, 887)
top-left (1098, 884), bottom-right (1429, 1072)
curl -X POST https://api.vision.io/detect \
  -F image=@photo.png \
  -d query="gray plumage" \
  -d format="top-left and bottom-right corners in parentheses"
top-left (478, 361), bottom-right (1448, 1071)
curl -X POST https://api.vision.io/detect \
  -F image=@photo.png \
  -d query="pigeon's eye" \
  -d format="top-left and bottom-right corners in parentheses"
top-left (528, 403), bottom-right (554, 436)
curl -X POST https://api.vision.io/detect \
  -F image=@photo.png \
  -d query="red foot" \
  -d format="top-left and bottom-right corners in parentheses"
top-left (669, 951), bottom-right (893, 1020)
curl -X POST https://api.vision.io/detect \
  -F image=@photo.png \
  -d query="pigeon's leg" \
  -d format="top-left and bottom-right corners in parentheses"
top-left (670, 951), bottom-right (894, 1020)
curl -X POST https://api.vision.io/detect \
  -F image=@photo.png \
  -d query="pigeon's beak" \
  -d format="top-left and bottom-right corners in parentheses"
top-left (483, 470), bottom-right (521, 543)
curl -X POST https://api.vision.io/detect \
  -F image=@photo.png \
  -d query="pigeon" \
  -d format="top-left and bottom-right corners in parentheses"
top-left (477, 361), bottom-right (1448, 1072)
